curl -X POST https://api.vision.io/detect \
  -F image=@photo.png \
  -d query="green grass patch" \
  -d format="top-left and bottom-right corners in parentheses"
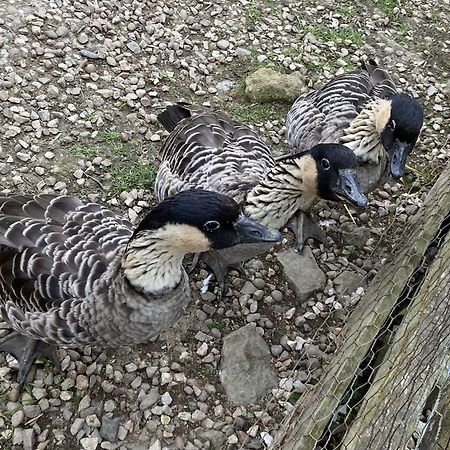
top-left (69, 135), bottom-right (156, 196)
top-left (208, 320), bottom-right (227, 331)
top-left (307, 26), bottom-right (365, 46)
top-left (395, 23), bottom-right (410, 43)
top-left (232, 102), bottom-right (290, 124)
top-left (84, 112), bottom-right (95, 121)
top-left (304, 59), bottom-right (327, 73)
top-left (246, 5), bottom-right (262, 26)
top-left (198, 365), bottom-right (214, 379)
top-left (70, 144), bottom-right (98, 159)
top-left (337, 5), bottom-right (355, 18)
top-left (109, 164), bottom-right (156, 196)
top-left (70, 392), bottom-right (81, 408)
top-left (429, 9), bottom-right (439, 22)
top-left (43, 359), bottom-right (55, 373)
top-left (375, 0), bottom-right (398, 19)
top-left (304, 56), bottom-right (357, 84)
top-left (101, 130), bottom-right (122, 143)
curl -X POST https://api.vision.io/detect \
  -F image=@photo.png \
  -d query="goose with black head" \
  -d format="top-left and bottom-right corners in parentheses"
top-left (0, 189), bottom-right (276, 383)
top-left (286, 59), bottom-right (424, 192)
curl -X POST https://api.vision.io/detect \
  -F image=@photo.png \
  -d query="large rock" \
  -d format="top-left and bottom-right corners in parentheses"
top-left (245, 68), bottom-right (304, 103)
top-left (276, 247), bottom-right (326, 301)
top-left (219, 324), bottom-right (277, 405)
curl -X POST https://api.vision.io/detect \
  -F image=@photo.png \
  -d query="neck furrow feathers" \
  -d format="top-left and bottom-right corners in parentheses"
top-left (340, 98), bottom-right (391, 164)
top-left (122, 235), bottom-right (184, 296)
top-left (244, 158), bottom-right (318, 229)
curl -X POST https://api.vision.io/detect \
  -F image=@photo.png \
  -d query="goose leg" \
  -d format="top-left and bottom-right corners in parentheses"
top-left (189, 253), bottom-right (202, 274)
top-left (199, 250), bottom-right (246, 298)
top-left (287, 211), bottom-right (328, 252)
top-left (194, 242), bottom-right (276, 297)
top-left (0, 332), bottom-right (60, 384)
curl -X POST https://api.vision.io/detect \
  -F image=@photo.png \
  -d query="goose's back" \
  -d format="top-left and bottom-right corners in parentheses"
top-left (286, 63), bottom-right (397, 151)
top-left (0, 195), bottom-right (133, 345)
top-left (156, 105), bottom-right (275, 205)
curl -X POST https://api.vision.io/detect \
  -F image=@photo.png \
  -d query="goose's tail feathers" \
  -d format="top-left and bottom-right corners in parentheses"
top-left (157, 103), bottom-right (192, 132)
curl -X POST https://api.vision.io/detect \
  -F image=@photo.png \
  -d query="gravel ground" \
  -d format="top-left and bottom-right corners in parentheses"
top-left (0, 0), bottom-right (449, 449)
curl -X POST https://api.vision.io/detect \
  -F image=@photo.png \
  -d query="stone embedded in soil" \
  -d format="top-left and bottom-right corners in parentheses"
top-left (100, 416), bottom-right (120, 442)
top-left (22, 428), bottom-right (35, 450)
top-left (80, 437), bottom-right (99, 450)
top-left (276, 247), bottom-right (326, 301)
top-left (245, 68), bottom-right (304, 103)
top-left (198, 430), bottom-right (226, 448)
top-left (333, 270), bottom-right (365, 297)
top-left (219, 324), bottom-right (277, 405)
top-left (339, 223), bottom-right (370, 249)
top-left (139, 387), bottom-right (159, 410)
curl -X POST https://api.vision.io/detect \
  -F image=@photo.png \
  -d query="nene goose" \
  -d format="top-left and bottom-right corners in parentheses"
top-left (0, 189), bottom-right (279, 383)
top-left (286, 59), bottom-right (424, 193)
top-left (155, 103), bottom-right (367, 292)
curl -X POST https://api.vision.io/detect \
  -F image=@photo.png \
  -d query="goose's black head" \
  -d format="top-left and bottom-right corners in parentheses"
top-left (310, 144), bottom-right (368, 207)
top-left (135, 189), bottom-right (282, 252)
top-left (380, 93), bottom-right (424, 179)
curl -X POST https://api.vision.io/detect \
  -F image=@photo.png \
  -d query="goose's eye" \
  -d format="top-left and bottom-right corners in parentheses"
top-left (204, 220), bottom-right (220, 231)
top-left (321, 158), bottom-right (330, 170)
top-left (390, 120), bottom-right (396, 130)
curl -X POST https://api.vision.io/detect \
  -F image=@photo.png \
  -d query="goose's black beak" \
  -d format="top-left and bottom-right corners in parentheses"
top-left (389, 139), bottom-right (411, 179)
top-left (335, 169), bottom-right (368, 208)
top-left (234, 216), bottom-right (283, 244)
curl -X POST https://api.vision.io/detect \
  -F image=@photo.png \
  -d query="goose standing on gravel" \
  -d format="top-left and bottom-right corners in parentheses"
top-left (155, 103), bottom-right (367, 292)
top-left (286, 59), bottom-right (424, 193)
top-left (0, 190), bottom-right (278, 383)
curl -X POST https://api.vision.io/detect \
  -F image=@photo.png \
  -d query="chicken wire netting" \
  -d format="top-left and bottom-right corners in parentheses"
top-left (262, 166), bottom-right (450, 450)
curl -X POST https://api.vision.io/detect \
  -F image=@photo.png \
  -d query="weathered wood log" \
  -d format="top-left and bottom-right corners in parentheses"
top-left (418, 378), bottom-right (450, 450)
top-left (435, 381), bottom-right (450, 450)
top-left (341, 231), bottom-right (450, 449)
top-left (271, 161), bottom-right (450, 450)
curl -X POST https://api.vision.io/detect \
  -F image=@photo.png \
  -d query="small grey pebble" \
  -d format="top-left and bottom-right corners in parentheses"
top-left (271, 345), bottom-right (283, 357)
top-left (359, 212), bottom-right (370, 223)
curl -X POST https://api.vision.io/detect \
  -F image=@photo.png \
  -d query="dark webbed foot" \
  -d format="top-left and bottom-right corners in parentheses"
top-left (189, 253), bottom-right (202, 274)
top-left (0, 332), bottom-right (60, 384)
top-left (198, 250), bottom-right (246, 298)
top-left (196, 243), bottom-right (274, 297)
top-left (287, 211), bottom-right (328, 252)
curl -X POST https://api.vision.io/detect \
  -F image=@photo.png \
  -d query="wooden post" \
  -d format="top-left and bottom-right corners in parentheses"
top-left (341, 232), bottom-right (450, 449)
top-left (418, 378), bottom-right (450, 450)
top-left (435, 381), bottom-right (450, 450)
top-left (271, 162), bottom-right (450, 450)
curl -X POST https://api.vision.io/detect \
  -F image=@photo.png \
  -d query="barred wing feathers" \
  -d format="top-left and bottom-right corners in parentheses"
top-left (286, 61), bottom-right (397, 151)
top-left (156, 105), bottom-right (275, 205)
top-left (0, 195), bottom-right (132, 344)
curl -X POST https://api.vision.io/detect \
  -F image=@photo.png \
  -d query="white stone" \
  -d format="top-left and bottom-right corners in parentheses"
top-left (148, 440), bottom-right (161, 450)
top-left (161, 392), bottom-right (173, 405)
top-left (260, 432), bottom-right (273, 446)
top-left (161, 372), bottom-right (172, 385)
top-left (196, 342), bottom-right (208, 356)
top-left (80, 437), bottom-right (98, 450)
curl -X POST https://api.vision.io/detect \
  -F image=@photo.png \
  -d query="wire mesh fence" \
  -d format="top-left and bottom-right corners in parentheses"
top-left (270, 160), bottom-right (450, 450)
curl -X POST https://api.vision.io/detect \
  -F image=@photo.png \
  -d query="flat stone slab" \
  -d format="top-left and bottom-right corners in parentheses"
top-left (219, 324), bottom-right (277, 405)
top-left (276, 247), bottom-right (326, 301)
